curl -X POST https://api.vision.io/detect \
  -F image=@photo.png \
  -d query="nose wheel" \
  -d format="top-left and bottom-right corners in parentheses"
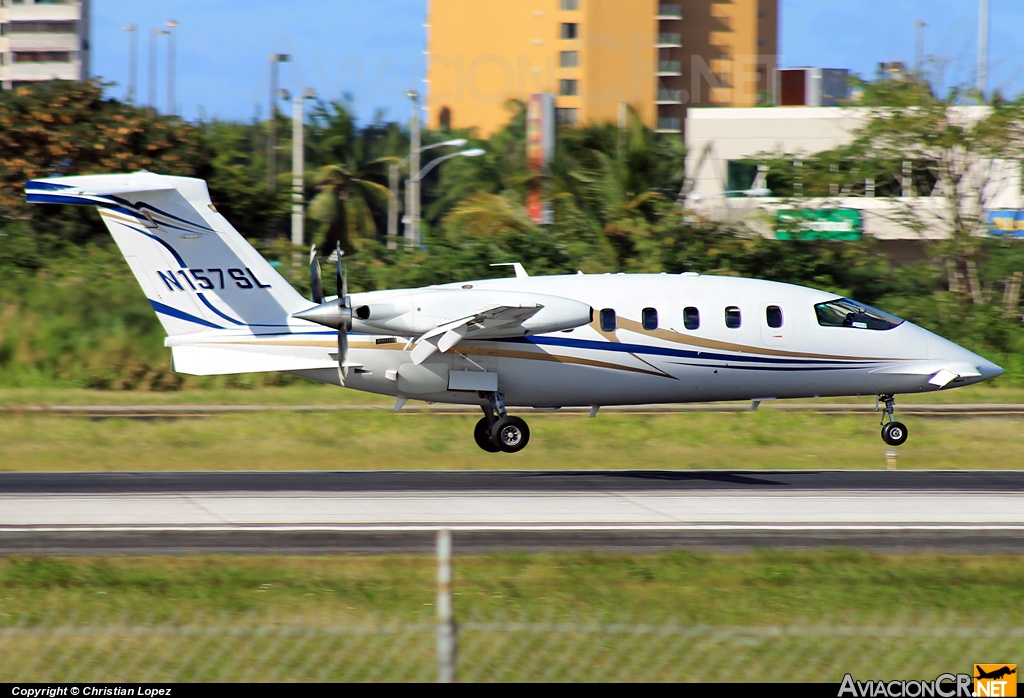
top-left (879, 394), bottom-right (909, 446)
top-left (474, 392), bottom-right (531, 453)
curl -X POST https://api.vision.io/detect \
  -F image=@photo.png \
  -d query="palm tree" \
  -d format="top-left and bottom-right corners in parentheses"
top-left (307, 163), bottom-right (390, 253)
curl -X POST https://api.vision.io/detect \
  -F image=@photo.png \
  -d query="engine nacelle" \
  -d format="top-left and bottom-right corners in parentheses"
top-left (348, 288), bottom-right (592, 338)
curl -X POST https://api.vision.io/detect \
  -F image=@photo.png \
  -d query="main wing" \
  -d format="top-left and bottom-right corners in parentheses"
top-left (410, 304), bottom-right (545, 364)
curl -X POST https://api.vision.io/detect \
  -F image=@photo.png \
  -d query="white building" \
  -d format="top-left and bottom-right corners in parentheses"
top-left (684, 106), bottom-right (1024, 260)
top-left (0, 0), bottom-right (89, 91)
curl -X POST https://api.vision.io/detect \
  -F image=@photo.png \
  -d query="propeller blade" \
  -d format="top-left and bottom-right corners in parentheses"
top-left (309, 245), bottom-right (323, 304)
top-left (338, 326), bottom-right (349, 373)
top-left (335, 242), bottom-right (347, 300)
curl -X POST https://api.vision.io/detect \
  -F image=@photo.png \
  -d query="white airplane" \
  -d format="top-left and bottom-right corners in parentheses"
top-left (26, 172), bottom-right (1004, 453)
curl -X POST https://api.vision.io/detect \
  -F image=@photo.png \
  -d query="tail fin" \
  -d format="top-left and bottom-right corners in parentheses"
top-left (26, 171), bottom-right (309, 336)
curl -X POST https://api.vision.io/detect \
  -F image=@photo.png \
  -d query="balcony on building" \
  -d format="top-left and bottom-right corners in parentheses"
top-left (656, 32), bottom-right (682, 48)
top-left (656, 59), bottom-right (682, 76)
top-left (656, 116), bottom-right (682, 133)
top-left (656, 4), bottom-right (683, 19)
top-left (656, 88), bottom-right (683, 104)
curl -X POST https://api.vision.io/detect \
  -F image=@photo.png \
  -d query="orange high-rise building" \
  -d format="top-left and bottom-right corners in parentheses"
top-left (425, 0), bottom-right (777, 136)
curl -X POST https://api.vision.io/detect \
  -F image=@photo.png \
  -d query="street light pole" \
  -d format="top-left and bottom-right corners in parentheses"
top-left (149, 29), bottom-right (167, 111)
top-left (268, 53), bottom-right (290, 191)
top-left (166, 20), bottom-right (178, 115)
top-left (291, 88), bottom-right (314, 246)
top-left (407, 90), bottom-right (421, 248)
top-left (388, 163), bottom-right (399, 250)
top-left (124, 24), bottom-right (137, 104)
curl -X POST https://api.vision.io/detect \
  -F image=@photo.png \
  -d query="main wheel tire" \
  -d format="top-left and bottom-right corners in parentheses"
top-left (881, 421), bottom-right (909, 446)
top-left (474, 417), bottom-right (501, 453)
top-left (491, 416), bottom-right (530, 453)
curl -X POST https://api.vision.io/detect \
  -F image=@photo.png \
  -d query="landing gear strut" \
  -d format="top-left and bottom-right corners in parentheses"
top-left (474, 392), bottom-right (531, 453)
top-left (878, 394), bottom-right (909, 446)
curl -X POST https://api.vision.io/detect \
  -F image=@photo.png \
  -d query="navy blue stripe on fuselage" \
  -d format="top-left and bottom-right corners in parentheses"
top-left (508, 336), bottom-right (881, 367)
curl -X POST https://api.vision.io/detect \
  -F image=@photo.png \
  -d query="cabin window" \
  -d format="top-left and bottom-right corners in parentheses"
top-left (599, 308), bottom-right (617, 332)
top-left (725, 306), bottom-right (741, 329)
top-left (683, 306), bottom-right (700, 330)
top-left (642, 307), bottom-right (658, 330)
top-left (766, 305), bottom-right (784, 328)
top-left (814, 298), bottom-right (904, 330)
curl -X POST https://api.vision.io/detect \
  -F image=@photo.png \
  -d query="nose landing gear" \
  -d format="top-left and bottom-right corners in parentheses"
top-left (878, 394), bottom-right (909, 446)
top-left (474, 392), bottom-right (531, 453)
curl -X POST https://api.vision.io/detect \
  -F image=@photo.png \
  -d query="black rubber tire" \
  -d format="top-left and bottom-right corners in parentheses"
top-left (474, 417), bottom-right (501, 453)
top-left (491, 416), bottom-right (531, 453)
top-left (881, 421), bottom-right (909, 446)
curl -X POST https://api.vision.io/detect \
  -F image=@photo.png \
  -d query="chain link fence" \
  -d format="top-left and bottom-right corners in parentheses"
top-left (1, 613), bottom-right (1021, 682)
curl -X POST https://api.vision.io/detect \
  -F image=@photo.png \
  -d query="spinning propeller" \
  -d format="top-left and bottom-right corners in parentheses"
top-left (294, 243), bottom-right (353, 372)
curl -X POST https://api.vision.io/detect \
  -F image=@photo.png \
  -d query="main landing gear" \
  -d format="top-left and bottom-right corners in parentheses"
top-left (878, 394), bottom-right (909, 446)
top-left (474, 392), bottom-right (531, 454)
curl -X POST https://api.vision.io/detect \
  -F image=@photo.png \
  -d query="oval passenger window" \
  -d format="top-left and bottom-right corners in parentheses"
top-left (683, 306), bottom-right (700, 330)
top-left (766, 306), bottom-right (783, 329)
top-left (642, 307), bottom-right (658, 330)
top-left (725, 306), bottom-right (741, 329)
top-left (599, 308), bottom-right (617, 332)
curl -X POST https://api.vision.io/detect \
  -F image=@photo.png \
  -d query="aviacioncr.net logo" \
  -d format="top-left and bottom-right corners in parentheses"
top-left (839, 673), bottom-right (973, 697)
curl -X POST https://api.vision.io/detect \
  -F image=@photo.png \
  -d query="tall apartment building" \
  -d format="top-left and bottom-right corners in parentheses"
top-left (426, 0), bottom-right (777, 136)
top-left (0, 0), bottom-right (90, 91)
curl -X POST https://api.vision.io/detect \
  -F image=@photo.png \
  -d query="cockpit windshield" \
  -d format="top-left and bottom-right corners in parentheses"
top-left (814, 298), bottom-right (904, 331)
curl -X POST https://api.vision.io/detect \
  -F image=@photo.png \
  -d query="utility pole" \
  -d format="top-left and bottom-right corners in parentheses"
top-left (166, 20), bottom-right (178, 115)
top-left (977, 0), bottom-right (990, 100)
top-left (149, 29), bottom-right (167, 111)
top-left (291, 88), bottom-right (314, 246)
top-left (388, 162), bottom-right (399, 250)
top-left (914, 20), bottom-right (926, 78)
top-left (123, 24), bottom-right (137, 104)
top-left (407, 90), bottom-right (421, 248)
top-left (267, 53), bottom-right (290, 191)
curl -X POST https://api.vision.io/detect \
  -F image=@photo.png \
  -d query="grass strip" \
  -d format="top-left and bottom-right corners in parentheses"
top-left (0, 552), bottom-right (1020, 681)
top-left (0, 410), bottom-right (1021, 470)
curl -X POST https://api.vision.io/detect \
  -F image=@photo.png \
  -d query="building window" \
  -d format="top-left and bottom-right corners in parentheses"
top-left (559, 79), bottom-right (578, 96)
top-left (9, 21), bottom-right (78, 33)
top-left (683, 307), bottom-right (700, 331)
top-left (560, 50), bottom-right (578, 68)
top-left (642, 308), bottom-right (659, 331)
top-left (561, 0), bottom-right (579, 9)
top-left (13, 51), bottom-right (73, 63)
top-left (725, 306), bottom-right (741, 329)
top-left (555, 108), bottom-right (578, 125)
top-left (766, 306), bottom-right (784, 329)
top-left (561, 23), bottom-right (578, 39)
top-left (599, 308), bottom-right (617, 332)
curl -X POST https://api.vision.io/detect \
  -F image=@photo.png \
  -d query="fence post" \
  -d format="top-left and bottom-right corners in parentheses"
top-left (437, 528), bottom-right (456, 682)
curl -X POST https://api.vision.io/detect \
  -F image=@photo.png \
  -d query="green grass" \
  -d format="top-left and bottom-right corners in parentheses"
top-left (0, 551), bottom-right (1020, 625)
top-left (1, 381), bottom-right (1024, 407)
top-left (1, 410), bottom-right (1022, 471)
top-left (0, 552), bottom-right (1021, 681)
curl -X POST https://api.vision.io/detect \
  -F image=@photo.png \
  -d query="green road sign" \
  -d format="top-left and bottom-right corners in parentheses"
top-left (775, 209), bottom-right (863, 241)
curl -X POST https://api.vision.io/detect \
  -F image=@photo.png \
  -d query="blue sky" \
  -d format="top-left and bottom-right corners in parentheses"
top-left (92, 0), bottom-right (1024, 125)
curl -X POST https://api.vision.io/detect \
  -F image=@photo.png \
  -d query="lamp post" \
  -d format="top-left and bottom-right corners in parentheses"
top-left (166, 20), bottom-right (178, 115)
top-left (149, 28), bottom-right (168, 111)
top-left (978, 0), bottom-right (990, 100)
top-left (123, 24), bottom-right (137, 104)
top-left (285, 87), bottom-right (315, 246)
top-left (406, 148), bottom-right (486, 248)
top-left (389, 138), bottom-right (466, 249)
top-left (267, 53), bottom-right (290, 190)
top-left (406, 90), bottom-right (422, 247)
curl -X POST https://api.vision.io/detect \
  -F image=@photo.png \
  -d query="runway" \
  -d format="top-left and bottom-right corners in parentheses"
top-left (2, 471), bottom-right (1024, 554)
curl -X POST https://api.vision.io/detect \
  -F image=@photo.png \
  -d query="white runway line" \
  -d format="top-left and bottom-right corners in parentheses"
top-left (2, 491), bottom-right (1024, 528)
